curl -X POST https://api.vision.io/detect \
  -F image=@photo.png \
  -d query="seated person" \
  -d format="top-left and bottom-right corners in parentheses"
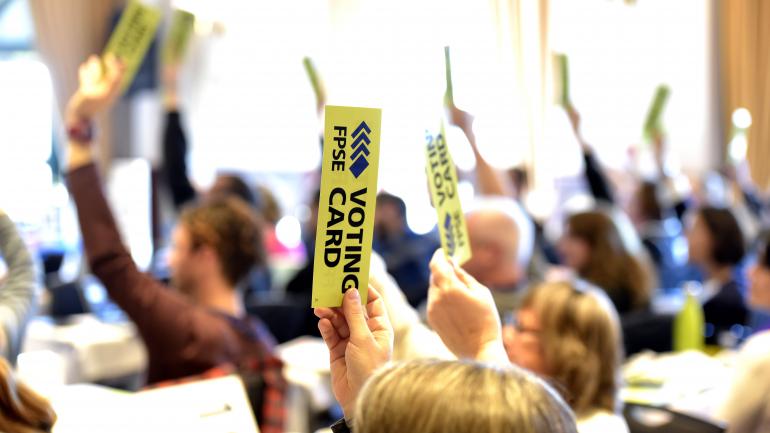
top-left (64, 55), bottom-right (285, 432)
top-left (373, 192), bottom-right (436, 307)
top-left (0, 210), bottom-right (38, 363)
top-left (426, 251), bottom-right (629, 433)
top-left (559, 210), bottom-right (653, 314)
top-left (463, 197), bottom-right (535, 316)
top-left (629, 181), bottom-right (687, 289)
top-left (686, 206), bottom-right (749, 345)
top-left (314, 286), bottom-right (578, 433)
top-left (717, 236), bottom-right (770, 433)
top-left (160, 63), bottom-right (271, 296)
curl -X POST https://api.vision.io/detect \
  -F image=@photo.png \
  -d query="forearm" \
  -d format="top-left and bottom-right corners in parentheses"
top-left (0, 213), bottom-right (38, 359)
top-left (582, 149), bottom-right (615, 204)
top-left (162, 111), bottom-right (197, 208)
top-left (466, 130), bottom-right (510, 197)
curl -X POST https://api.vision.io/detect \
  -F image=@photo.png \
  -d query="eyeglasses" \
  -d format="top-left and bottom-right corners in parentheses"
top-left (504, 312), bottom-right (542, 335)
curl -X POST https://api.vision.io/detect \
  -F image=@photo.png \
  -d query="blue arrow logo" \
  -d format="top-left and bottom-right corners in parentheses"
top-left (443, 212), bottom-right (456, 256)
top-left (350, 121), bottom-right (371, 178)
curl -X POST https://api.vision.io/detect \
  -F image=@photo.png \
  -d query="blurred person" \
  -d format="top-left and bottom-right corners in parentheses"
top-left (426, 251), bottom-right (626, 433)
top-left (568, 107), bottom-right (683, 287)
top-left (447, 104), bottom-right (513, 197)
top-left (448, 104), bottom-right (565, 278)
top-left (628, 180), bottom-right (687, 288)
top-left (0, 210), bottom-right (38, 364)
top-left (373, 192), bottom-right (437, 307)
top-left (353, 359), bottom-right (577, 433)
top-left (503, 281), bottom-right (628, 433)
top-left (565, 105), bottom-right (616, 205)
top-left (559, 211), bottom-right (653, 314)
top-left (717, 236), bottom-right (770, 433)
top-left (463, 197), bottom-right (535, 316)
top-left (314, 286), bottom-right (578, 433)
top-left (0, 357), bottom-right (56, 433)
top-left (161, 64), bottom-right (259, 209)
top-left (161, 63), bottom-right (272, 296)
top-left (64, 55), bottom-right (285, 431)
top-left (686, 206), bottom-right (749, 345)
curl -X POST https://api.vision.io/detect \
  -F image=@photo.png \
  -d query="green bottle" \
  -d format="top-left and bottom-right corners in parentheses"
top-left (673, 282), bottom-right (705, 352)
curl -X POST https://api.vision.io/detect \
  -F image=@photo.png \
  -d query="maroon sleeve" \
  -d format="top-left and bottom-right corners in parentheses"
top-left (67, 163), bottom-right (226, 366)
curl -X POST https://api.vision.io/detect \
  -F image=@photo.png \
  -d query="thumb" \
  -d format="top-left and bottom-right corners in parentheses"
top-left (342, 289), bottom-right (369, 341)
top-left (452, 261), bottom-right (481, 291)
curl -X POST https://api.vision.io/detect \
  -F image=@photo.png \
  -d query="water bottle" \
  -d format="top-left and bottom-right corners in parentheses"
top-left (673, 282), bottom-right (705, 352)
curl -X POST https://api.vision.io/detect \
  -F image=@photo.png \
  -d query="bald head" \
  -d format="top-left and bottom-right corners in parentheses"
top-left (462, 197), bottom-right (534, 289)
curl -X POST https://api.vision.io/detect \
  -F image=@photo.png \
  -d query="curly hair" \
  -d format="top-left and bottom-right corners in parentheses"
top-left (180, 196), bottom-right (266, 287)
top-left (521, 281), bottom-right (623, 417)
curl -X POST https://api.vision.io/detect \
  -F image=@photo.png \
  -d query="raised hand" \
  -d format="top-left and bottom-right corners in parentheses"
top-left (65, 54), bottom-right (125, 123)
top-left (314, 286), bottom-right (393, 420)
top-left (448, 104), bottom-right (474, 136)
top-left (426, 249), bottom-right (508, 364)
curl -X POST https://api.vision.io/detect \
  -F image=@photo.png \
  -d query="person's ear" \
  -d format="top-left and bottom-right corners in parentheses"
top-left (194, 244), bottom-right (218, 265)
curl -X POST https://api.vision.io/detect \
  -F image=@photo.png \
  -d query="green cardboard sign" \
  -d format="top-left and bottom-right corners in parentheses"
top-left (444, 46), bottom-right (454, 106)
top-left (556, 54), bottom-right (570, 107)
top-left (643, 85), bottom-right (670, 140)
top-left (163, 9), bottom-right (195, 64)
top-left (303, 57), bottom-right (326, 104)
top-left (103, 0), bottom-right (162, 93)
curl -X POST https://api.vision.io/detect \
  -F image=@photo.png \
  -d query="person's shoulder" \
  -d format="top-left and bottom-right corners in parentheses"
top-left (739, 330), bottom-right (770, 364)
top-left (577, 409), bottom-right (629, 433)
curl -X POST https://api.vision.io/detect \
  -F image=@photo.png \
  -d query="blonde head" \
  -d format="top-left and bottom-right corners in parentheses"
top-left (0, 357), bottom-right (56, 433)
top-left (354, 359), bottom-right (577, 433)
top-left (521, 281), bottom-right (623, 416)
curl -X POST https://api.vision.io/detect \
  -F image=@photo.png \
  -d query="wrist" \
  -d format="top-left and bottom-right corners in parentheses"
top-left (475, 340), bottom-right (509, 365)
top-left (163, 89), bottom-right (179, 110)
top-left (342, 403), bottom-right (355, 421)
top-left (66, 118), bottom-right (95, 144)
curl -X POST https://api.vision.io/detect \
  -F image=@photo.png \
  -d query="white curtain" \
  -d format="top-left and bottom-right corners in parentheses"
top-left (29, 0), bottom-right (121, 169)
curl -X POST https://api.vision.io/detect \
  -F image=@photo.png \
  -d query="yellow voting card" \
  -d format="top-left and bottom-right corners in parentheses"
top-left (104, 0), bottom-right (162, 93)
top-left (163, 9), bottom-right (195, 64)
top-left (312, 106), bottom-right (382, 307)
top-left (425, 121), bottom-right (471, 264)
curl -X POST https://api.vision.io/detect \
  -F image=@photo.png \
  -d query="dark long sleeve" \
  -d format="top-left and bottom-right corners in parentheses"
top-left (163, 110), bottom-right (197, 209)
top-left (582, 150), bottom-right (615, 204)
top-left (68, 163), bottom-right (230, 382)
top-left (331, 418), bottom-right (352, 433)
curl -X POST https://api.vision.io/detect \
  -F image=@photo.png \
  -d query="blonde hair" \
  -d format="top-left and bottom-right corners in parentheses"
top-left (0, 358), bottom-right (56, 433)
top-left (521, 281), bottom-right (623, 417)
top-left (354, 359), bottom-right (577, 433)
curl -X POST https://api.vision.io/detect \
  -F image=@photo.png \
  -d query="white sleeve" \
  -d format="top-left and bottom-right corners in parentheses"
top-left (716, 335), bottom-right (770, 433)
top-left (369, 253), bottom-right (454, 361)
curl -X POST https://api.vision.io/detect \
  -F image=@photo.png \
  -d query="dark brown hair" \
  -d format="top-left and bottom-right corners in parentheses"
top-left (566, 211), bottom-right (652, 312)
top-left (697, 207), bottom-right (745, 266)
top-left (180, 196), bottom-right (266, 286)
top-left (635, 181), bottom-right (663, 221)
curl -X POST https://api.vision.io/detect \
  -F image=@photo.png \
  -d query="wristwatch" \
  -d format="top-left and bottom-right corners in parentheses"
top-left (66, 119), bottom-right (94, 143)
top-left (330, 418), bottom-right (352, 433)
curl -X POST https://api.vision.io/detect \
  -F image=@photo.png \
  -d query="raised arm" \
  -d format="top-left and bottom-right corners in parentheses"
top-left (0, 210), bottom-right (38, 362)
top-left (566, 105), bottom-right (615, 204)
top-left (65, 55), bottom-right (224, 363)
top-left (161, 64), bottom-right (197, 209)
top-left (448, 105), bottom-right (511, 197)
